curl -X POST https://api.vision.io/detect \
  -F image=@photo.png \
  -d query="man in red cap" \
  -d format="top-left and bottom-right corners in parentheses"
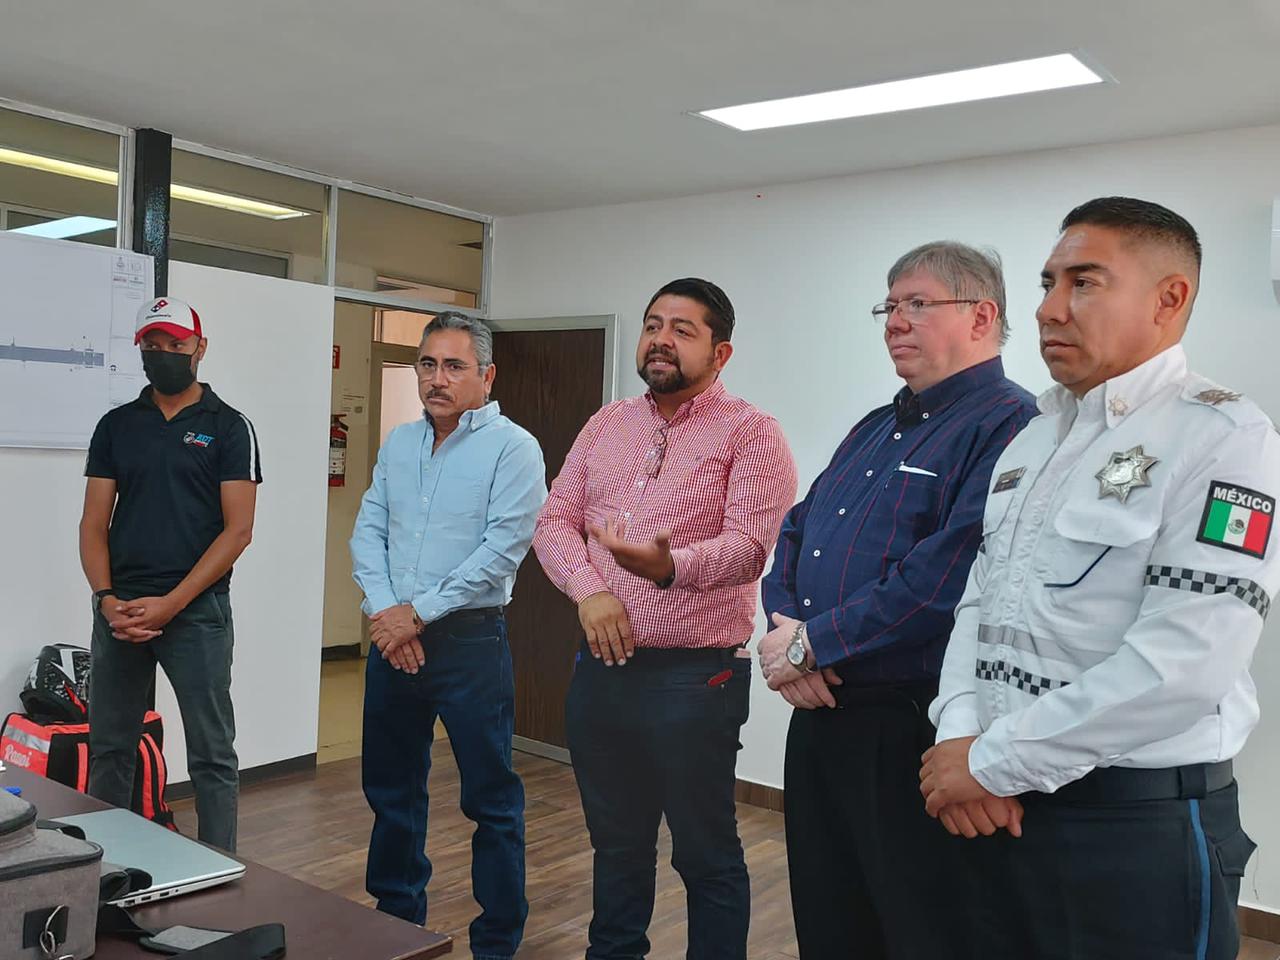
top-left (78, 296), bottom-right (262, 851)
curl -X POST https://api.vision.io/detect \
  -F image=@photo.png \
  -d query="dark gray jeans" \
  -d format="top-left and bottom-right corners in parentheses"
top-left (88, 591), bottom-right (239, 851)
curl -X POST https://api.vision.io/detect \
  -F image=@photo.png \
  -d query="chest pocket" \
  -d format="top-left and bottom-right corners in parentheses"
top-left (1042, 483), bottom-right (1163, 632)
top-left (874, 468), bottom-right (945, 560)
top-left (447, 469), bottom-right (492, 521)
top-left (978, 462), bottom-right (1038, 559)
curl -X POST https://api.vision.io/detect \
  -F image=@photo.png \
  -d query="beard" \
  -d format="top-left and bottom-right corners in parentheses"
top-left (638, 350), bottom-right (691, 394)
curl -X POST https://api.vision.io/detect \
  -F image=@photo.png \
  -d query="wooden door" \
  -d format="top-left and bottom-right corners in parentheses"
top-left (489, 327), bottom-right (606, 751)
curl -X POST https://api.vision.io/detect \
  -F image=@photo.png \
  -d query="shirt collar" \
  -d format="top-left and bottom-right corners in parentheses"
top-left (427, 400), bottom-right (501, 433)
top-left (137, 383), bottom-right (220, 414)
top-left (1037, 344), bottom-right (1187, 427)
top-left (644, 377), bottom-right (727, 421)
top-left (893, 356), bottom-right (1005, 426)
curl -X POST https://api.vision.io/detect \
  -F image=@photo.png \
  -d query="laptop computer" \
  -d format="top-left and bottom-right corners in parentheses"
top-left (55, 808), bottom-right (245, 907)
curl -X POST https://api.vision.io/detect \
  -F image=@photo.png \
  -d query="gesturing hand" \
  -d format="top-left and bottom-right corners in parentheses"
top-left (589, 517), bottom-right (675, 583)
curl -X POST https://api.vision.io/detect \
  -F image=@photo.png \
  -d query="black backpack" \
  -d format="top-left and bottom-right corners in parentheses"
top-left (20, 644), bottom-right (92, 723)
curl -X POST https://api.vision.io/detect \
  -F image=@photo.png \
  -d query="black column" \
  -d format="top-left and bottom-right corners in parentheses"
top-left (131, 128), bottom-right (172, 296)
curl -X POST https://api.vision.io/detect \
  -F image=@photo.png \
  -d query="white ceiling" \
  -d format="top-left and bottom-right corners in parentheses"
top-left (2, 0), bottom-right (1279, 216)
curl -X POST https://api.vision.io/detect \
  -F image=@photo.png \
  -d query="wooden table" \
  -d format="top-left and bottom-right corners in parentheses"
top-left (4, 767), bottom-right (451, 960)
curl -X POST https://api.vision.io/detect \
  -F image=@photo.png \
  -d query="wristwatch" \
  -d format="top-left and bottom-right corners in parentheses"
top-left (786, 623), bottom-right (814, 673)
top-left (93, 588), bottom-right (113, 611)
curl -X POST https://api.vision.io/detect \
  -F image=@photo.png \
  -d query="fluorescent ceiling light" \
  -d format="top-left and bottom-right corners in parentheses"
top-left (0, 146), bottom-right (310, 220)
top-left (697, 53), bottom-right (1105, 132)
top-left (168, 182), bottom-right (308, 220)
top-left (0, 147), bottom-right (118, 185)
top-left (11, 216), bottom-right (117, 239)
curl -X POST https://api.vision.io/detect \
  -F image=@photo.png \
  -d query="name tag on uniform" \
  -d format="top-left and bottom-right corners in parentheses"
top-left (992, 467), bottom-right (1025, 494)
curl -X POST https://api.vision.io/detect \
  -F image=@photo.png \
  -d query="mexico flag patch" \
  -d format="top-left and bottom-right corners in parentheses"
top-left (1197, 481), bottom-right (1274, 559)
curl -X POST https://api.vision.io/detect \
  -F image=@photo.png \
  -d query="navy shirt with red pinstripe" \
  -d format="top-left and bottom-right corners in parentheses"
top-left (762, 357), bottom-right (1036, 687)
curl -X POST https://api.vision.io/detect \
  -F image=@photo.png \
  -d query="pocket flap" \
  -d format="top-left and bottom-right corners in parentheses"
top-left (1053, 499), bottom-right (1161, 548)
top-left (1213, 828), bottom-right (1257, 879)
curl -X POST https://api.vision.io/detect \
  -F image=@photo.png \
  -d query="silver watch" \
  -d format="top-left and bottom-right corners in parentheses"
top-left (786, 624), bottom-right (813, 673)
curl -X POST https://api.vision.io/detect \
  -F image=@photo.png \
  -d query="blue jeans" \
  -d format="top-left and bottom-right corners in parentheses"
top-left (566, 644), bottom-right (752, 960)
top-left (88, 591), bottom-right (239, 851)
top-left (362, 610), bottom-right (527, 960)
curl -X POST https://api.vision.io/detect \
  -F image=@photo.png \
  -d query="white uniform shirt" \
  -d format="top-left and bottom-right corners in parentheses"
top-left (930, 345), bottom-right (1280, 796)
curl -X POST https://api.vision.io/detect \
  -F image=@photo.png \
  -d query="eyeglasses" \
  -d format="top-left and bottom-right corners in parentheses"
top-left (870, 298), bottom-right (980, 323)
top-left (643, 421), bottom-right (671, 479)
top-left (417, 358), bottom-right (479, 380)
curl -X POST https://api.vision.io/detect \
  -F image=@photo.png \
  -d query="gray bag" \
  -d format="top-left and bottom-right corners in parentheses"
top-left (0, 790), bottom-right (102, 959)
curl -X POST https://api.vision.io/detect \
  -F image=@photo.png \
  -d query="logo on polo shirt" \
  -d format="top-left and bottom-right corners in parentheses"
top-left (183, 432), bottom-right (214, 448)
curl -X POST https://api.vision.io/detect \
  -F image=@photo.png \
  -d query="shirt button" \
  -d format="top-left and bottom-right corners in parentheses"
top-left (624, 512), bottom-right (631, 519)
top-left (865, 470), bottom-right (873, 477)
top-left (414, 532), bottom-right (421, 539)
top-left (813, 549), bottom-right (821, 558)
top-left (838, 508), bottom-right (846, 516)
top-left (893, 432), bottom-right (902, 440)
top-left (422, 497), bottom-right (429, 503)
top-left (803, 598), bottom-right (812, 607)
top-left (637, 479), bottom-right (645, 488)
top-left (922, 412), bottom-right (930, 420)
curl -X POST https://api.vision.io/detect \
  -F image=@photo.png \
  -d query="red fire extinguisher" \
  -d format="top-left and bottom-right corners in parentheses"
top-left (329, 415), bottom-right (348, 487)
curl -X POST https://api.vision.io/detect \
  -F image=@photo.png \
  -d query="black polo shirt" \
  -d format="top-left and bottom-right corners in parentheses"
top-left (85, 384), bottom-right (263, 600)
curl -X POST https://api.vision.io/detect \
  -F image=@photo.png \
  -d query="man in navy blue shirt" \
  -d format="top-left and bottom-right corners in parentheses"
top-left (758, 242), bottom-right (1037, 959)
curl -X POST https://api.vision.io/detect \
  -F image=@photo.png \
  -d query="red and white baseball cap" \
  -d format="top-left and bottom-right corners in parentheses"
top-left (134, 297), bottom-right (203, 344)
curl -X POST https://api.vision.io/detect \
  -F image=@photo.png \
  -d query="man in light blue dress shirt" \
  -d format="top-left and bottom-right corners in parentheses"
top-left (350, 311), bottom-right (546, 960)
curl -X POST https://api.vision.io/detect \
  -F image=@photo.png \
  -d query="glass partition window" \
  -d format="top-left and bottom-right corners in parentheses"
top-left (169, 150), bottom-right (328, 282)
top-left (0, 106), bottom-right (121, 246)
top-left (335, 189), bottom-right (483, 305)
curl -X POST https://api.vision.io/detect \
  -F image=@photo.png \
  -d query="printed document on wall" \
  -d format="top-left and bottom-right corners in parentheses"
top-left (0, 231), bottom-right (153, 449)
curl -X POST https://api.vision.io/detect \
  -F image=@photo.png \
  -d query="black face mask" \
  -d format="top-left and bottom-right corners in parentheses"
top-left (142, 350), bottom-right (197, 395)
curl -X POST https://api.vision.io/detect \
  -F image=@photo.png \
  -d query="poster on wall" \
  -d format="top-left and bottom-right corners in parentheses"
top-left (0, 231), bottom-right (153, 449)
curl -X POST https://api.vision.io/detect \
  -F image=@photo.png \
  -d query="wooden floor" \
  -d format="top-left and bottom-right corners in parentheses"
top-left (173, 741), bottom-right (795, 958)
top-left (172, 743), bottom-right (1280, 960)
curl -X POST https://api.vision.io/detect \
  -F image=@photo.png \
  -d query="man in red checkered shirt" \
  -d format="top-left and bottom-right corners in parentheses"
top-left (534, 277), bottom-right (797, 960)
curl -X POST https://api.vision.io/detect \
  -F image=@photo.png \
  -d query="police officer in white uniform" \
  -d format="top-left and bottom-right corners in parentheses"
top-left (919, 197), bottom-right (1280, 960)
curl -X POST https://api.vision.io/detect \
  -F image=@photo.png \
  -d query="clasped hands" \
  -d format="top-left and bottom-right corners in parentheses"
top-left (371, 604), bottom-right (426, 674)
top-left (919, 736), bottom-right (1023, 839)
top-left (100, 594), bottom-right (182, 642)
top-left (756, 610), bottom-right (1023, 839)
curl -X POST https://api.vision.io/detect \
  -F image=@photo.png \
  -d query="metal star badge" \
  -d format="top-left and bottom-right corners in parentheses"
top-left (1107, 396), bottom-right (1129, 417)
top-left (1096, 446), bottom-right (1159, 502)
top-left (1195, 388), bottom-right (1241, 406)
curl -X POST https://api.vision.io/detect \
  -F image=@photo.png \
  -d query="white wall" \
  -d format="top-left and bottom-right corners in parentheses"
top-left (491, 122), bottom-right (1280, 911)
top-left (158, 262), bottom-right (332, 780)
top-left (0, 261), bottom-right (332, 786)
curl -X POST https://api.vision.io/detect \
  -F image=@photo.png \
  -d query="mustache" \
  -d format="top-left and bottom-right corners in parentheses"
top-left (645, 350), bottom-right (678, 364)
top-left (426, 389), bottom-right (452, 400)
